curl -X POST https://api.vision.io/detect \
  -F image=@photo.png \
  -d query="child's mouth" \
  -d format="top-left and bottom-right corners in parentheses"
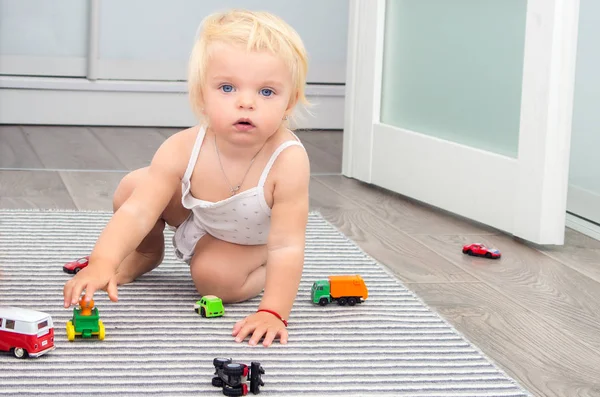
top-left (234, 119), bottom-right (255, 131)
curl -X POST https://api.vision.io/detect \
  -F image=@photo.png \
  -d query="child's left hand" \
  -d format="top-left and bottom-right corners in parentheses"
top-left (232, 311), bottom-right (288, 347)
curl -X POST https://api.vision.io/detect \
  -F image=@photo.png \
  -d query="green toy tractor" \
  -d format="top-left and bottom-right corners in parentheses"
top-left (66, 298), bottom-right (105, 341)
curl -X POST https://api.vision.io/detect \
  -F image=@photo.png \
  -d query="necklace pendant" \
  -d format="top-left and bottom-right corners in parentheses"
top-left (230, 185), bottom-right (241, 195)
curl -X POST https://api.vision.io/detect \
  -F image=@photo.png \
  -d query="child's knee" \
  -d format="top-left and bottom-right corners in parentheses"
top-left (190, 260), bottom-right (254, 301)
top-left (113, 168), bottom-right (147, 211)
top-left (192, 260), bottom-right (235, 288)
top-left (191, 258), bottom-right (217, 284)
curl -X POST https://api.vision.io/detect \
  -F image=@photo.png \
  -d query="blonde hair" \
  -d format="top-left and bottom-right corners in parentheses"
top-left (188, 9), bottom-right (309, 120)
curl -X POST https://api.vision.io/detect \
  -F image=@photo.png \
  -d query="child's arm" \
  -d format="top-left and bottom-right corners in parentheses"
top-left (260, 154), bottom-right (309, 318)
top-left (63, 133), bottom-right (189, 307)
top-left (232, 145), bottom-right (310, 346)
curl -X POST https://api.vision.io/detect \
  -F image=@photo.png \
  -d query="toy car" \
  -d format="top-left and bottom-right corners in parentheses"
top-left (63, 256), bottom-right (89, 274)
top-left (212, 357), bottom-right (265, 396)
top-left (194, 295), bottom-right (224, 318)
top-left (66, 297), bottom-right (105, 341)
top-left (462, 243), bottom-right (501, 259)
top-left (0, 306), bottom-right (55, 358)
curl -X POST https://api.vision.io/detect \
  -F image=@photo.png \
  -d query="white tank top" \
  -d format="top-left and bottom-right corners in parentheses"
top-left (180, 125), bottom-right (304, 245)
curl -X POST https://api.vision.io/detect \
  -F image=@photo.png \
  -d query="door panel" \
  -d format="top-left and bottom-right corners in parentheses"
top-left (343, 0), bottom-right (581, 244)
top-left (371, 124), bottom-right (517, 233)
top-left (381, 0), bottom-right (527, 157)
top-left (568, 0), bottom-right (600, 226)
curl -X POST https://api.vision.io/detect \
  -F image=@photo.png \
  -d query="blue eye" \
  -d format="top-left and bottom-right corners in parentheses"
top-left (260, 88), bottom-right (274, 97)
top-left (220, 84), bottom-right (234, 93)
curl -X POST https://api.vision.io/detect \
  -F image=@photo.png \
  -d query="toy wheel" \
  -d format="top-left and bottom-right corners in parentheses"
top-left (214, 357), bottom-right (232, 368)
top-left (12, 347), bottom-right (28, 359)
top-left (485, 252), bottom-right (492, 258)
top-left (98, 320), bottom-right (105, 340)
top-left (223, 385), bottom-right (246, 397)
top-left (194, 307), bottom-right (199, 314)
top-left (224, 363), bottom-right (245, 376)
top-left (319, 297), bottom-right (329, 306)
top-left (212, 376), bottom-right (224, 387)
top-left (467, 250), bottom-right (474, 256)
top-left (201, 307), bottom-right (206, 318)
top-left (338, 297), bottom-right (347, 306)
top-left (66, 321), bottom-right (75, 341)
top-left (348, 297), bottom-right (357, 306)
top-left (74, 267), bottom-right (81, 274)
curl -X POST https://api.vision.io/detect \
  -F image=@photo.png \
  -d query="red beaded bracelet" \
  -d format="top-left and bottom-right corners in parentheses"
top-left (257, 309), bottom-right (288, 327)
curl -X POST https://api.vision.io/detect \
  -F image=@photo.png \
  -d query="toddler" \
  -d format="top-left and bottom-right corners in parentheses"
top-left (63, 9), bottom-right (310, 347)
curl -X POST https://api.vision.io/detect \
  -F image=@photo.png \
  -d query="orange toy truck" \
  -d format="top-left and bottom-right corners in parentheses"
top-left (311, 275), bottom-right (368, 306)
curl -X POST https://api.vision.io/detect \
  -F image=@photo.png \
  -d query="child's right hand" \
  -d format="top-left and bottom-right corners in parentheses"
top-left (63, 265), bottom-right (119, 308)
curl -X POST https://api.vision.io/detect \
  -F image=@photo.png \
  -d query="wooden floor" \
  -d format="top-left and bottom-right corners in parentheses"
top-left (2, 125), bottom-right (600, 396)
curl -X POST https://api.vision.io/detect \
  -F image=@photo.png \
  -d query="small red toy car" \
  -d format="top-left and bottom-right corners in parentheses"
top-left (63, 256), bottom-right (89, 274)
top-left (462, 243), bottom-right (501, 259)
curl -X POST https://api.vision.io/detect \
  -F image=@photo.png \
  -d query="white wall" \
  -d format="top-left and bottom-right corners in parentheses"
top-left (0, 0), bottom-right (348, 129)
top-left (568, 0), bottom-right (600, 224)
top-left (0, 0), bottom-right (88, 76)
top-left (96, 0), bottom-right (348, 84)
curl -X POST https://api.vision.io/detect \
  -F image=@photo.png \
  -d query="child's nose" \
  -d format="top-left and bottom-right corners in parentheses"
top-left (237, 94), bottom-right (255, 110)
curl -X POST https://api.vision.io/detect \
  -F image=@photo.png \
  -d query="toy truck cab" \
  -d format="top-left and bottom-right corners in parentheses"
top-left (311, 280), bottom-right (332, 306)
top-left (194, 295), bottom-right (224, 318)
top-left (0, 306), bottom-right (55, 358)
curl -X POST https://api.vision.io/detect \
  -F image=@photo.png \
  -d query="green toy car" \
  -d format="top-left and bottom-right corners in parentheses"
top-left (194, 295), bottom-right (224, 318)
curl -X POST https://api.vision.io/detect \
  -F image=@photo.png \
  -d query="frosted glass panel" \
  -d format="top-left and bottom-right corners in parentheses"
top-left (380, 0), bottom-right (527, 157)
top-left (98, 0), bottom-right (347, 83)
top-left (568, 0), bottom-right (600, 224)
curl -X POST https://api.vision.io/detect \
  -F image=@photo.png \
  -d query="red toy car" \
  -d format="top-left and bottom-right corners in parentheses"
top-left (462, 243), bottom-right (501, 259)
top-left (63, 256), bottom-right (89, 274)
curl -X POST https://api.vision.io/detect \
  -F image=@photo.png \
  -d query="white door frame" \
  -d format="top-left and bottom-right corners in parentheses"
top-left (343, 0), bottom-right (581, 244)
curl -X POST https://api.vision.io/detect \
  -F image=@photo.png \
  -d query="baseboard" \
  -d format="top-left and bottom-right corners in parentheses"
top-left (565, 213), bottom-right (600, 241)
top-left (567, 184), bottom-right (600, 225)
top-left (0, 76), bottom-right (345, 129)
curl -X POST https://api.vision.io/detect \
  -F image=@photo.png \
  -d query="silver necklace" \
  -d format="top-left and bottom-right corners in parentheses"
top-left (214, 135), bottom-right (267, 196)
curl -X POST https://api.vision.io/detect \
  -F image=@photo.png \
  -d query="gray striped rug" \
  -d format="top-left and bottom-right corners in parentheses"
top-left (0, 210), bottom-right (529, 397)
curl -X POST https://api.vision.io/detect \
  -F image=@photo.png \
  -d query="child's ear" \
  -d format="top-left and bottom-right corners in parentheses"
top-left (286, 92), bottom-right (299, 113)
top-left (196, 88), bottom-right (206, 114)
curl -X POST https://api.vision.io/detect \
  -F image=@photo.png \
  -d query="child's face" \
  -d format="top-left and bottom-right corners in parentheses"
top-left (202, 42), bottom-right (295, 143)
